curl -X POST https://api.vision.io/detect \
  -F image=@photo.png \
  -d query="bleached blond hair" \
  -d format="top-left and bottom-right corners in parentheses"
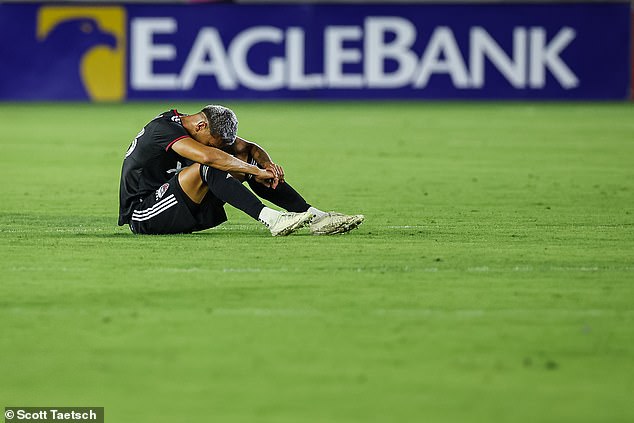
top-left (201, 104), bottom-right (238, 145)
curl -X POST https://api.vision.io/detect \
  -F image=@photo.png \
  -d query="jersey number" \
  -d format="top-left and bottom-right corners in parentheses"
top-left (125, 128), bottom-right (145, 158)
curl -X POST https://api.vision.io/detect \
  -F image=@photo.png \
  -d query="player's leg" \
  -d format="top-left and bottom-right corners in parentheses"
top-left (234, 151), bottom-right (313, 213)
top-left (247, 179), bottom-right (310, 213)
top-left (231, 154), bottom-right (365, 235)
top-left (177, 164), bottom-right (209, 203)
top-left (129, 174), bottom-right (205, 235)
top-left (246, 178), bottom-right (364, 235)
top-left (178, 164), bottom-right (312, 236)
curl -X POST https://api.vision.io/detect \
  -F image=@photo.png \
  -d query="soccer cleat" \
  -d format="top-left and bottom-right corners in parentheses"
top-left (266, 211), bottom-right (313, 236)
top-left (310, 212), bottom-right (365, 235)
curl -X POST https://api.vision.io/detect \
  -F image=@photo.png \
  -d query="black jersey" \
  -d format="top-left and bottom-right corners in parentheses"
top-left (118, 110), bottom-right (190, 226)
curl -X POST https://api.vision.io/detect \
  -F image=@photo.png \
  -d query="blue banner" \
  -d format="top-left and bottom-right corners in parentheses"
top-left (0, 3), bottom-right (630, 100)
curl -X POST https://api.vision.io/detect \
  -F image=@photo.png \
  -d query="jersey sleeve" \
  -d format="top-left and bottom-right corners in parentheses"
top-left (153, 119), bottom-right (190, 152)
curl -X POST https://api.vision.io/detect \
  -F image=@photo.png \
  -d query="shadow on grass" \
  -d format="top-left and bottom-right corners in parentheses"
top-left (0, 212), bottom-right (280, 239)
top-left (0, 212), bottom-right (376, 241)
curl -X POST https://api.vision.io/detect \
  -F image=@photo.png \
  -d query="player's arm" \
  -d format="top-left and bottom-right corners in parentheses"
top-left (171, 137), bottom-right (274, 181)
top-left (231, 136), bottom-right (285, 183)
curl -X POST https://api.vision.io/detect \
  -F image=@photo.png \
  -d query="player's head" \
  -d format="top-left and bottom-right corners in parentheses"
top-left (201, 105), bottom-right (238, 147)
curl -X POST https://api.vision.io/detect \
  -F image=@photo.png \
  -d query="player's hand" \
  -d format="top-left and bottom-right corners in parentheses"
top-left (264, 162), bottom-right (285, 184)
top-left (254, 168), bottom-right (278, 189)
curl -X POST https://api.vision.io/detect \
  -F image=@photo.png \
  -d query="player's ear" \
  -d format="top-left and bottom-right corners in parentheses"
top-left (195, 117), bottom-right (207, 132)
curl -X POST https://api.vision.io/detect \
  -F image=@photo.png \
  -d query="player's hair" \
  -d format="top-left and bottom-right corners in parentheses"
top-left (201, 105), bottom-right (238, 145)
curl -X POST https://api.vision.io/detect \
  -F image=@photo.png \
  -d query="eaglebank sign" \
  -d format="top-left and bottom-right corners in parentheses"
top-left (131, 17), bottom-right (579, 92)
top-left (0, 3), bottom-right (629, 100)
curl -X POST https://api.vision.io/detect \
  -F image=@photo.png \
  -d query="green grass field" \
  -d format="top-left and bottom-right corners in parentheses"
top-left (1, 101), bottom-right (633, 423)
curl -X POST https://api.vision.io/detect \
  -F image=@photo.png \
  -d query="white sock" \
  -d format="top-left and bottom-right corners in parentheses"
top-left (258, 207), bottom-right (281, 227)
top-left (308, 206), bottom-right (327, 219)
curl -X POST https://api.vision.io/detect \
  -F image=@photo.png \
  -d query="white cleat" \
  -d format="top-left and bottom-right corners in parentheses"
top-left (310, 212), bottom-right (365, 235)
top-left (267, 211), bottom-right (313, 236)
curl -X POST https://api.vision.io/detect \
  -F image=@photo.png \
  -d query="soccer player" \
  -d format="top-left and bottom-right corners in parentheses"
top-left (118, 105), bottom-right (364, 236)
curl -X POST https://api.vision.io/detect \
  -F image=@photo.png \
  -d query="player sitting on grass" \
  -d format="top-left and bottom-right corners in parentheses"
top-left (118, 105), bottom-right (364, 236)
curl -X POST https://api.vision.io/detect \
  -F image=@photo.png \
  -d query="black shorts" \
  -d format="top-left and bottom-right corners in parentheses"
top-left (129, 174), bottom-right (227, 235)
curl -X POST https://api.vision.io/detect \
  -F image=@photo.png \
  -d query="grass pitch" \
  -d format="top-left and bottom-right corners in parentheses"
top-left (1, 101), bottom-right (633, 423)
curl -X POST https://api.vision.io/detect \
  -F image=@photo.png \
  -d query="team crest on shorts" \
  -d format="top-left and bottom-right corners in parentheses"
top-left (156, 183), bottom-right (169, 200)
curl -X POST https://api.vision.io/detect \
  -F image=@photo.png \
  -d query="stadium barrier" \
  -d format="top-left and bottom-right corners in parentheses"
top-left (0, 2), bottom-right (630, 101)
